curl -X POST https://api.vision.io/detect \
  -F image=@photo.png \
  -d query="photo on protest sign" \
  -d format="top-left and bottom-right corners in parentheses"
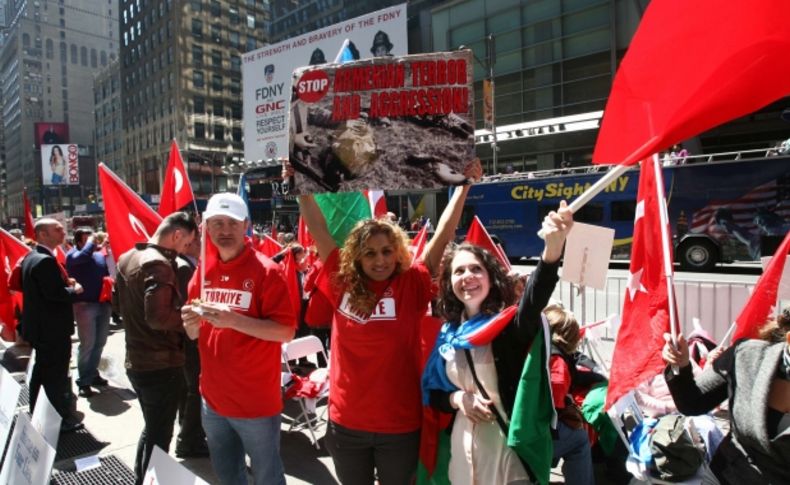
top-left (41, 144), bottom-right (79, 186)
top-left (288, 50), bottom-right (475, 194)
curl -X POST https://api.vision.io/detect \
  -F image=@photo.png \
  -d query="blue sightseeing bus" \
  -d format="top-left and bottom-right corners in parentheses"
top-left (458, 155), bottom-right (790, 271)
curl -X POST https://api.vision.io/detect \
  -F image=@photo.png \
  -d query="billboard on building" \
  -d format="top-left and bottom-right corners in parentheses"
top-left (41, 144), bottom-right (80, 186)
top-left (242, 3), bottom-right (407, 163)
top-left (33, 122), bottom-right (70, 148)
top-left (288, 50), bottom-right (475, 194)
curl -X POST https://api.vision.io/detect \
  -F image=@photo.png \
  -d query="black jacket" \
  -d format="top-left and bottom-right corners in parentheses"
top-left (430, 259), bottom-right (559, 418)
top-left (20, 245), bottom-right (79, 345)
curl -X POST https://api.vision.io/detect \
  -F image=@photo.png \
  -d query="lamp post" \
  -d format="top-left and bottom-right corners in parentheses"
top-left (461, 34), bottom-right (497, 173)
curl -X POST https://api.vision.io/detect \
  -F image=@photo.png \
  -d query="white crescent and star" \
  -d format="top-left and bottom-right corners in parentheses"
top-left (626, 267), bottom-right (647, 301)
top-left (128, 214), bottom-right (152, 239)
top-left (173, 169), bottom-right (184, 193)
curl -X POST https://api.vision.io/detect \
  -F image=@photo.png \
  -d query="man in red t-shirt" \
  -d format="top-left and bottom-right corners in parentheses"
top-left (182, 193), bottom-right (296, 485)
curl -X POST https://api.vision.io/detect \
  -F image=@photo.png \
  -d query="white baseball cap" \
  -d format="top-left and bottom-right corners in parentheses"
top-left (204, 193), bottom-right (248, 221)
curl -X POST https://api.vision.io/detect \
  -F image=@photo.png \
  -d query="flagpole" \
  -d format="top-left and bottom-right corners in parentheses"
top-left (200, 213), bottom-right (207, 302)
top-left (651, 154), bottom-right (679, 346)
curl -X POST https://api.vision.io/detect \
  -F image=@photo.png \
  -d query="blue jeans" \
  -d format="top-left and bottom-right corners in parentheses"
top-left (73, 301), bottom-right (111, 387)
top-left (553, 420), bottom-right (595, 485)
top-left (201, 400), bottom-right (285, 485)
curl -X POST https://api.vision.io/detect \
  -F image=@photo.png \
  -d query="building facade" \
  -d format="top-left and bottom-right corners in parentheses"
top-left (119, 0), bottom-right (270, 199)
top-left (0, 0), bottom-right (117, 218)
top-left (93, 57), bottom-right (123, 174)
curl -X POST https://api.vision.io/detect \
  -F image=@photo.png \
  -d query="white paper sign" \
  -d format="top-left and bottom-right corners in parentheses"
top-left (760, 256), bottom-right (790, 300)
top-left (142, 446), bottom-right (210, 485)
top-left (562, 222), bottom-right (614, 290)
top-left (30, 390), bottom-right (61, 450)
top-left (0, 413), bottom-right (56, 485)
top-left (0, 368), bottom-right (22, 458)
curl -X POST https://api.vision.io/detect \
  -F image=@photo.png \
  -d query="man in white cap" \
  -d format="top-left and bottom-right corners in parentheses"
top-left (182, 193), bottom-right (295, 485)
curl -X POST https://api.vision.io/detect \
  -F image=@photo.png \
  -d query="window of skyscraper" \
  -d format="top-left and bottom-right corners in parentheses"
top-left (193, 70), bottom-right (205, 88)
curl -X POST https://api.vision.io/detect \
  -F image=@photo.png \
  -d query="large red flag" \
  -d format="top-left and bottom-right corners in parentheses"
top-left (606, 159), bottom-right (673, 408)
top-left (0, 227), bottom-right (31, 339)
top-left (23, 189), bottom-right (35, 240)
top-left (98, 163), bottom-right (162, 258)
top-left (297, 216), bottom-right (317, 267)
top-left (158, 140), bottom-right (195, 216)
top-left (593, 0), bottom-right (790, 166)
top-left (731, 231), bottom-right (790, 342)
top-left (464, 216), bottom-right (511, 271)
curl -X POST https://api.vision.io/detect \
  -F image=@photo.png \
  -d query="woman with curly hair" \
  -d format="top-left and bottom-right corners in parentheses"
top-left (297, 160), bottom-right (481, 485)
top-left (422, 202), bottom-right (573, 484)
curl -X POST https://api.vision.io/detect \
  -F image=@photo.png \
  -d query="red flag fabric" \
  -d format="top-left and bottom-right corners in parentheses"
top-left (23, 189), bottom-right (35, 240)
top-left (297, 217), bottom-right (316, 267)
top-left (258, 234), bottom-right (282, 258)
top-left (593, 0), bottom-right (790, 166)
top-left (158, 140), bottom-right (195, 216)
top-left (606, 159), bottom-right (673, 409)
top-left (731, 231), bottom-right (790, 341)
top-left (281, 249), bottom-right (302, 321)
top-left (54, 245), bottom-right (67, 266)
top-left (0, 227), bottom-right (31, 340)
top-left (410, 225), bottom-right (429, 261)
top-left (98, 163), bottom-right (162, 258)
top-left (365, 190), bottom-right (388, 219)
top-left (270, 223), bottom-right (278, 243)
top-left (464, 216), bottom-right (511, 271)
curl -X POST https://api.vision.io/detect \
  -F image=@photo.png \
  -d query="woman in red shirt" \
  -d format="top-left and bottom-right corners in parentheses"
top-left (297, 161), bottom-right (481, 484)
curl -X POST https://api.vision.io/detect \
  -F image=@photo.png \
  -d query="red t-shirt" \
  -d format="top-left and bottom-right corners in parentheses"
top-left (317, 249), bottom-right (434, 433)
top-left (550, 355), bottom-right (571, 409)
top-left (188, 244), bottom-right (296, 418)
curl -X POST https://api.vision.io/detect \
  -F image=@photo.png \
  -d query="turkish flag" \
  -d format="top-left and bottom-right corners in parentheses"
top-left (158, 140), bottom-right (195, 216)
top-left (464, 216), bottom-right (511, 271)
top-left (593, 0), bottom-right (790, 166)
top-left (731, 231), bottom-right (790, 341)
top-left (410, 224), bottom-right (429, 261)
top-left (281, 249), bottom-right (302, 321)
top-left (258, 234), bottom-right (282, 258)
top-left (297, 216), bottom-right (316, 267)
top-left (99, 163), bottom-right (162, 259)
top-left (606, 159), bottom-right (673, 408)
top-left (23, 189), bottom-right (35, 240)
top-left (365, 190), bottom-right (387, 219)
top-left (0, 227), bottom-right (31, 339)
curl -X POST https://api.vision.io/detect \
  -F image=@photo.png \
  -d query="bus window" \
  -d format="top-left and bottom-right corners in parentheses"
top-left (575, 203), bottom-right (604, 223)
top-left (611, 200), bottom-right (637, 222)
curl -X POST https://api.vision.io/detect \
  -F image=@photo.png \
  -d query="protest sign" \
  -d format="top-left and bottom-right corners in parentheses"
top-left (243, 4), bottom-right (407, 163)
top-left (0, 368), bottom-right (21, 460)
top-left (143, 446), bottom-right (210, 485)
top-left (0, 413), bottom-right (56, 485)
top-left (30, 390), bottom-right (61, 450)
top-left (288, 50), bottom-right (475, 194)
top-left (562, 222), bottom-right (614, 290)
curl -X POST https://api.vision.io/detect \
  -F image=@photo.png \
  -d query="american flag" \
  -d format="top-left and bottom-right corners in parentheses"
top-left (689, 175), bottom-right (790, 239)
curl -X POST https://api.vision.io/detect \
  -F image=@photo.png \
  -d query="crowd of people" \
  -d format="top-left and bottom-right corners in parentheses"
top-left (5, 160), bottom-right (789, 485)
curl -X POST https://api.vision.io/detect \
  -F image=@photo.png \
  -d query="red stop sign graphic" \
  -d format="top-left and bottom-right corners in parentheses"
top-left (296, 70), bottom-right (330, 103)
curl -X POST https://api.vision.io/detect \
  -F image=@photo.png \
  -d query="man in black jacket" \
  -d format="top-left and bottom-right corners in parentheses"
top-left (21, 218), bottom-right (84, 431)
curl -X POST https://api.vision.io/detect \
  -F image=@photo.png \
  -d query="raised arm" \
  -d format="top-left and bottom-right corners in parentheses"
top-left (421, 159), bottom-right (482, 275)
top-left (662, 335), bottom-right (729, 415)
top-left (298, 194), bottom-right (338, 261)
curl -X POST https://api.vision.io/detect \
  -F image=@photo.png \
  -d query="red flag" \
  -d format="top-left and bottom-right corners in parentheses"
top-left (297, 216), bottom-right (316, 267)
top-left (99, 163), bottom-right (162, 258)
top-left (23, 189), bottom-right (35, 240)
top-left (158, 140), bottom-right (195, 216)
top-left (410, 224), bottom-right (429, 261)
top-left (731, 231), bottom-right (790, 341)
top-left (606, 159), bottom-right (673, 408)
top-left (0, 227), bottom-right (31, 339)
top-left (593, 1), bottom-right (790, 166)
top-left (464, 216), bottom-right (511, 271)
top-left (53, 245), bottom-right (67, 266)
top-left (258, 234), bottom-right (282, 258)
top-left (365, 190), bottom-right (387, 219)
top-left (270, 223), bottom-right (278, 243)
top-left (281, 249), bottom-right (302, 321)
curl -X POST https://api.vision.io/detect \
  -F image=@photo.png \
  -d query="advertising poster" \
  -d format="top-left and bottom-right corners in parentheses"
top-left (242, 4), bottom-right (407, 163)
top-left (33, 122), bottom-right (69, 148)
top-left (41, 144), bottom-right (79, 186)
top-left (288, 50), bottom-right (475, 194)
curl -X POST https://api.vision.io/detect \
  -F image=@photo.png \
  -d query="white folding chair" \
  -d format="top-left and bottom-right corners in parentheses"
top-left (281, 336), bottom-right (330, 449)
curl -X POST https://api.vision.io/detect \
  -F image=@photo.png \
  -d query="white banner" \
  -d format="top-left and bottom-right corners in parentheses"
top-left (41, 144), bottom-right (79, 186)
top-left (0, 413), bottom-right (56, 485)
top-left (0, 368), bottom-right (21, 460)
top-left (242, 3), bottom-right (407, 163)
